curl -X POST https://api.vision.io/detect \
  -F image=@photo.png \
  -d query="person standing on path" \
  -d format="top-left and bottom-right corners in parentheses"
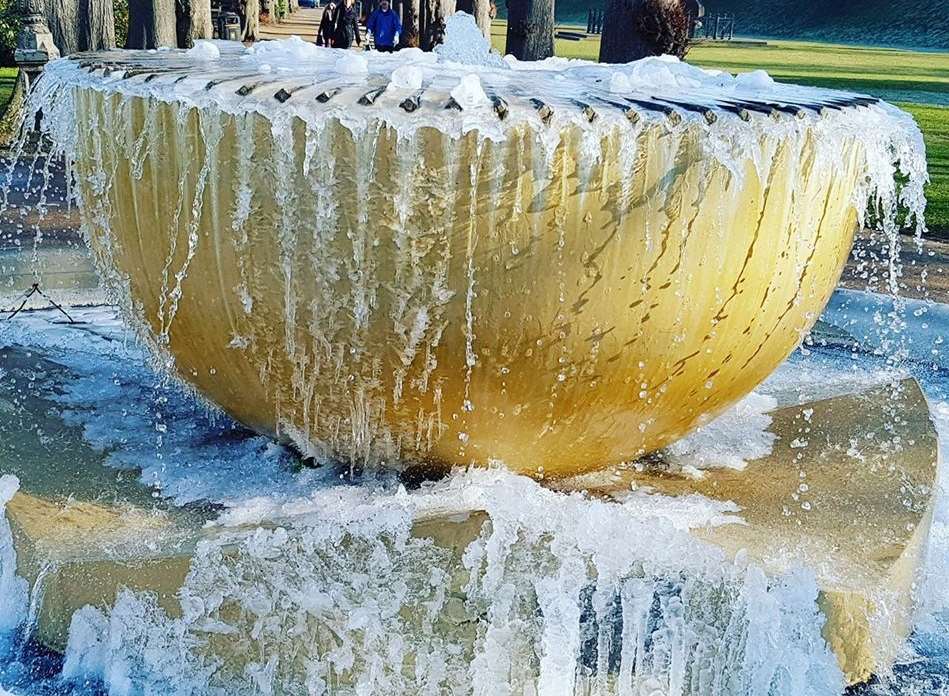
top-left (334, 0), bottom-right (362, 49)
top-left (367, 0), bottom-right (402, 53)
top-left (317, 1), bottom-right (338, 46)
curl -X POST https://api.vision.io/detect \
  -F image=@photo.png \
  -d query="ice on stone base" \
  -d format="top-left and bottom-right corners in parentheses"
top-left (0, 476), bottom-right (26, 636)
top-left (0, 310), bottom-right (937, 692)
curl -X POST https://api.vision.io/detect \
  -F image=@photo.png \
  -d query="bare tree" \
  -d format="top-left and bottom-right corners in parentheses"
top-left (176, 0), bottom-right (213, 47)
top-left (455, 0), bottom-right (491, 37)
top-left (45, 0), bottom-right (116, 53)
top-left (505, 0), bottom-right (553, 60)
top-left (600, 0), bottom-right (690, 63)
top-left (126, 0), bottom-right (178, 48)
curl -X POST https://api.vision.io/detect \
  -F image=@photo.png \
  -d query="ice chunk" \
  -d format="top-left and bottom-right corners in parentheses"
top-left (335, 52), bottom-right (369, 76)
top-left (450, 73), bottom-right (489, 110)
top-left (628, 56), bottom-right (704, 89)
top-left (186, 40), bottom-right (221, 61)
top-left (249, 34), bottom-right (320, 64)
top-left (392, 47), bottom-right (436, 64)
top-left (390, 64), bottom-right (424, 91)
top-left (737, 69), bottom-right (777, 91)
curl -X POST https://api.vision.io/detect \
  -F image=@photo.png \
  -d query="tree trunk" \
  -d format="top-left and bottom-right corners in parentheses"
top-left (599, 0), bottom-right (644, 63)
top-left (127, 0), bottom-right (177, 48)
top-left (420, 0), bottom-right (454, 49)
top-left (176, 0), bottom-right (213, 48)
top-left (45, 0), bottom-right (116, 54)
top-left (400, 0), bottom-right (420, 46)
top-left (243, 0), bottom-right (261, 41)
top-left (455, 0), bottom-right (490, 37)
top-left (505, 0), bottom-right (553, 60)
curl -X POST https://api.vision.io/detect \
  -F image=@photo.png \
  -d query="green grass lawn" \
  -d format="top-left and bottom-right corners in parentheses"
top-left (900, 103), bottom-right (949, 234)
top-left (491, 23), bottom-right (949, 234)
top-left (0, 67), bottom-right (17, 113)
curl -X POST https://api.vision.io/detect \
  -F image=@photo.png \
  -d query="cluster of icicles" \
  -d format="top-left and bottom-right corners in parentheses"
top-left (0, 468), bottom-right (848, 695)
top-left (7, 15), bottom-right (930, 467)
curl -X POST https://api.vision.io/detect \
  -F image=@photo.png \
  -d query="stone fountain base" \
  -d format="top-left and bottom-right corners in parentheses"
top-left (0, 311), bottom-right (939, 690)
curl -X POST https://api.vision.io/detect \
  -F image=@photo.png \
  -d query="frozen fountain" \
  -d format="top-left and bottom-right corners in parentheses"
top-left (0, 12), bottom-right (941, 696)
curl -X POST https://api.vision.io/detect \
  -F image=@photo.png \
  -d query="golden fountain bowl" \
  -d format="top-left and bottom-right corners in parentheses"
top-left (60, 46), bottom-right (876, 477)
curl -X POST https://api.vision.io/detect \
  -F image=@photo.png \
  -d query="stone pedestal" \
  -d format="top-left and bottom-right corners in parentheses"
top-left (14, 0), bottom-right (60, 87)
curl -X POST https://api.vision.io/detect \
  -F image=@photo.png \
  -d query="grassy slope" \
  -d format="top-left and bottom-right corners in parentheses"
top-left (490, 24), bottom-right (949, 234)
top-left (901, 104), bottom-right (949, 235)
top-left (698, 0), bottom-right (946, 50)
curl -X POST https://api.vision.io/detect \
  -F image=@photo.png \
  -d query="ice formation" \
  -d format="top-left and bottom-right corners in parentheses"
top-left (54, 465), bottom-right (843, 696)
top-left (0, 313), bottom-right (853, 695)
top-left (435, 12), bottom-right (507, 68)
top-left (0, 17), bottom-right (940, 690)
top-left (0, 476), bottom-right (26, 636)
top-left (0, 289), bottom-right (946, 694)
top-left (10, 16), bottom-right (928, 476)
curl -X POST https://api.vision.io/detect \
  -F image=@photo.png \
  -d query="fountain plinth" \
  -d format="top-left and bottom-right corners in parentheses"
top-left (22, 31), bottom-right (926, 477)
top-left (15, 0), bottom-right (60, 85)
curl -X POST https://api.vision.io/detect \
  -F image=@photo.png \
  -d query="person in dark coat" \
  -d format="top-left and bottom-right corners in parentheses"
top-left (366, 0), bottom-right (402, 52)
top-left (334, 0), bottom-right (362, 49)
top-left (317, 1), bottom-right (338, 46)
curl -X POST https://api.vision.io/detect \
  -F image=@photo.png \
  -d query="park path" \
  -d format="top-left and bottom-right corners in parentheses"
top-left (258, 8), bottom-right (325, 42)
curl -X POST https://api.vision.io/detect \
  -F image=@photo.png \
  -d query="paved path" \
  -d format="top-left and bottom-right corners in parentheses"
top-left (258, 7), bottom-right (324, 41)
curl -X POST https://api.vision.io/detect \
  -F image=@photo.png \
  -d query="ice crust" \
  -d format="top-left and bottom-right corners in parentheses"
top-left (666, 392), bottom-right (779, 472)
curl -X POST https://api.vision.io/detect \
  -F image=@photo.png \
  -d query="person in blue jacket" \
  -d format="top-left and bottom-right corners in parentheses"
top-left (367, 0), bottom-right (402, 53)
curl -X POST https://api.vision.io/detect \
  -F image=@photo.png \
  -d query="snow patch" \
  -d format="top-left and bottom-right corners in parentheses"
top-left (435, 12), bottom-right (506, 68)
